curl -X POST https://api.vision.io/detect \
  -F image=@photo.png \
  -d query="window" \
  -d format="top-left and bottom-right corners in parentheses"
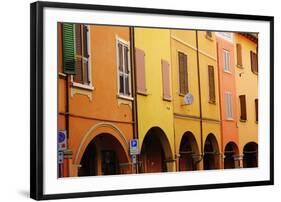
top-left (223, 50), bottom-right (230, 72)
top-left (178, 52), bottom-right (188, 95)
top-left (250, 51), bottom-right (258, 73)
top-left (225, 92), bottom-right (233, 119)
top-left (239, 95), bottom-right (247, 121)
top-left (135, 48), bottom-right (146, 94)
top-left (73, 24), bottom-right (90, 85)
top-left (161, 60), bottom-right (171, 100)
top-left (206, 31), bottom-right (212, 38)
top-left (236, 43), bottom-right (243, 67)
top-left (208, 65), bottom-right (216, 103)
top-left (255, 99), bottom-right (258, 122)
top-left (117, 40), bottom-right (131, 97)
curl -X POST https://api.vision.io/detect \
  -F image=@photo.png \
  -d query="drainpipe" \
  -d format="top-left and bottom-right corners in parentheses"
top-left (129, 27), bottom-right (138, 174)
top-left (195, 31), bottom-right (204, 169)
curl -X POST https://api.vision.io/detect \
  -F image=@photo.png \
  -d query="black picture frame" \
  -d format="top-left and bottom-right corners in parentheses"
top-left (30, 1), bottom-right (274, 200)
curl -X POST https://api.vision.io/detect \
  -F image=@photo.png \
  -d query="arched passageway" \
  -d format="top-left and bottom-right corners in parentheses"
top-left (179, 132), bottom-right (200, 171)
top-left (139, 127), bottom-right (173, 173)
top-left (243, 142), bottom-right (258, 168)
top-left (78, 133), bottom-right (130, 176)
top-left (203, 134), bottom-right (220, 170)
top-left (224, 142), bottom-right (239, 169)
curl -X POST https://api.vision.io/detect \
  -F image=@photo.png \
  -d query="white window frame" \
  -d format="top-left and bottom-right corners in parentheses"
top-left (71, 24), bottom-right (93, 90)
top-left (225, 92), bottom-right (233, 120)
top-left (216, 32), bottom-right (233, 42)
top-left (116, 36), bottom-right (133, 100)
top-left (223, 49), bottom-right (231, 73)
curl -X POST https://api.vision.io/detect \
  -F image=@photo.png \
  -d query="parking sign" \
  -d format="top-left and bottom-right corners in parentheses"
top-left (130, 139), bottom-right (139, 155)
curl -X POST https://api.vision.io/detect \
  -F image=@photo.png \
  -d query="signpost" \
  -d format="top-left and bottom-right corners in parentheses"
top-left (129, 139), bottom-right (139, 174)
top-left (58, 130), bottom-right (67, 151)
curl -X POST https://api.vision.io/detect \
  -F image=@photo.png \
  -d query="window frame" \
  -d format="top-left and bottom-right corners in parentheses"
top-left (71, 24), bottom-right (93, 90)
top-left (178, 51), bottom-right (188, 96)
top-left (116, 36), bottom-right (133, 100)
top-left (223, 49), bottom-right (231, 73)
top-left (225, 92), bottom-right (233, 120)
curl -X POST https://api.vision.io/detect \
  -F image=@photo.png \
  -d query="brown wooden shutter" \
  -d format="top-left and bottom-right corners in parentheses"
top-left (118, 43), bottom-right (123, 71)
top-left (135, 48), bottom-right (146, 94)
top-left (206, 31), bottom-right (212, 38)
top-left (236, 43), bottom-right (242, 67)
top-left (239, 95), bottom-right (247, 121)
top-left (74, 24), bottom-right (83, 83)
top-left (178, 52), bottom-right (188, 95)
top-left (208, 65), bottom-right (215, 103)
top-left (161, 60), bottom-right (171, 100)
top-left (250, 51), bottom-right (258, 73)
top-left (255, 99), bottom-right (258, 122)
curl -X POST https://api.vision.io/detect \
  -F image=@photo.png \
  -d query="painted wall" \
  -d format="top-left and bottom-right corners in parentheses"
top-left (234, 34), bottom-right (258, 154)
top-left (58, 24), bottom-right (134, 176)
top-left (216, 34), bottom-right (239, 155)
top-left (134, 27), bottom-right (175, 171)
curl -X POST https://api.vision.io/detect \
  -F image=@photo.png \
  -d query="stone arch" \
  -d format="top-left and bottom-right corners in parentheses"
top-left (178, 131), bottom-right (200, 171)
top-left (224, 141), bottom-right (239, 169)
top-left (243, 142), bottom-right (258, 168)
top-left (74, 122), bottom-right (129, 166)
top-left (203, 133), bottom-right (220, 170)
top-left (139, 127), bottom-right (173, 173)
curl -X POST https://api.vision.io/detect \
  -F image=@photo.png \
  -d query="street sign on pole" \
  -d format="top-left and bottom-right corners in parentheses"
top-left (58, 151), bottom-right (64, 164)
top-left (58, 130), bottom-right (67, 151)
top-left (130, 139), bottom-right (139, 155)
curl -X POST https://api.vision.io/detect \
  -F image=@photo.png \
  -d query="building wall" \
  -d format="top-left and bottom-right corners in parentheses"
top-left (234, 34), bottom-right (258, 154)
top-left (198, 31), bottom-right (221, 157)
top-left (58, 24), bottom-right (134, 176)
top-left (134, 28), bottom-right (175, 171)
top-left (216, 34), bottom-right (239, 157)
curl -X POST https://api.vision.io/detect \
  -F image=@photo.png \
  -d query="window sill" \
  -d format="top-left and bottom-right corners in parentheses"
top-left (205, 35), bottom-right (214, 41)
top-left (252, 71), bottom-right (258, 75)
top-left (208, 100), bottom-right (216, 105)
top-left (225, 118), bottom-right (234, 121)
top-left (223, 70), bottom-right (232, 74)
top-left (236, 64), bottom-right (243, 69)
top-left (137, 91), bottom-right (149, 96)
top-left (240, 119), bottom-right (247, 122)
top-left (163, 97), bottom-right (172, 102)
top-left (117, 94), bottom-right (134, 101)
top-left (71, 82), bottom-right (94, 91)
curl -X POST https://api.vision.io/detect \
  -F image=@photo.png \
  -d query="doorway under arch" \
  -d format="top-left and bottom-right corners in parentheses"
top-left (78, 133), bottom-right (130, 176)
top-left (139, 127), bottom-right (173, 173)
top-left (224, 142), bottom-right (239, 169)
top-left (243, 142), bottom-right (258, 168)
top-left (179, 132), bottom-right (200, 171)
top-left (203, 134), bottom-right (220, 170)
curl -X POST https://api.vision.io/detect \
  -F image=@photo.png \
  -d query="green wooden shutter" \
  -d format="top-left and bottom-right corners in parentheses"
top-left (62, 23), bottom-right (76, 75)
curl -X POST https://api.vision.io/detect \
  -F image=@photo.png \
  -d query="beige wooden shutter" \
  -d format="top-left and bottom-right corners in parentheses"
top-left (135, 48), bottom-right (146, 94)
top-left (161, 60), bottom-right (171, 100)
top-left (239, 95), bottom-right (247, 120)
top-left (208, 65), bottom-right (215, 102)
top-left (236, 43), bottom-right (242, 67)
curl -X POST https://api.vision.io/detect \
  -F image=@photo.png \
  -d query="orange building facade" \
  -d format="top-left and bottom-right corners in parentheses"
top-left (216, 33), bottom-right (240, 169)
top-left (58, 24), bottom-right (135, 177)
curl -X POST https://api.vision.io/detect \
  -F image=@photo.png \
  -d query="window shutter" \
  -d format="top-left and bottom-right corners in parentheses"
top-left (118, 43), bottom-right (123, 71)
top-left (162, 60), bottom-right (171, 100)
top-left (250, 51), bottom-right (258, 73)
top-left (62, 23), bottom-right (76, 74)
top-left (135, 48), bottom-right (146, 94)
top-left (208, 65), bottom-right (215, 102)
top-left (236, 43), bottom-right (242, 67)
top-left (206, 31), bottom-right (212, 38)
top-left (225, 93), bottom-right (233, 119)
top-left (255, 99), bottom-right (258, 122)
top-left (74, 24), bottom-right (83, 83)
top-left (239, 95), bottom-right (247, 121)
top-left (178, 52), bottom-right (188, 94)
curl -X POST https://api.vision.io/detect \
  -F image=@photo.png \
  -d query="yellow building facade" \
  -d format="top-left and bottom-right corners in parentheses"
top-left (134, 28), bottom-right (176, 172)
top-left (170, 30), bottom-right (221, 171)
top-left (234, 33), bottom-right (259, 167)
